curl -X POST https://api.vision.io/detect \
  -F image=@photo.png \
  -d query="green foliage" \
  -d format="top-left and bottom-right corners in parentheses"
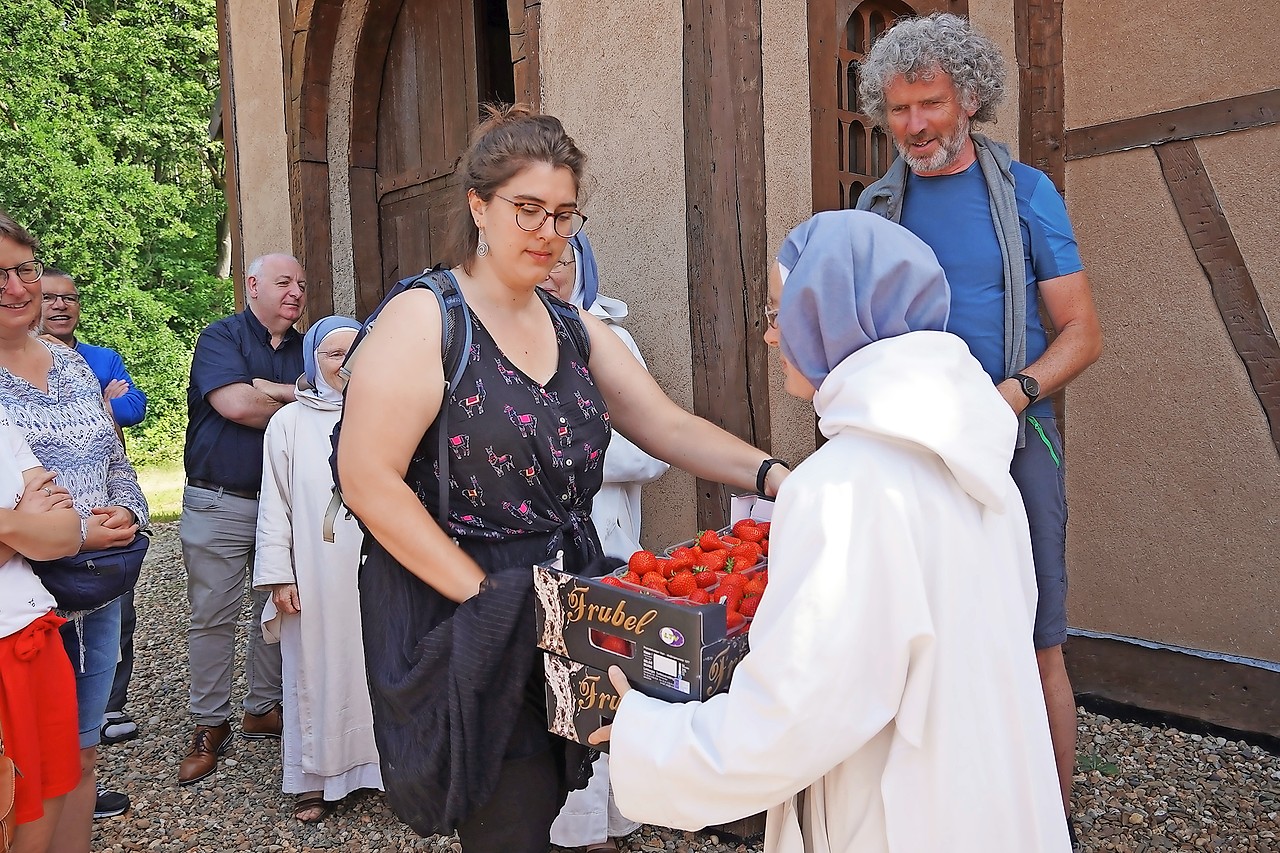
top-left (0, 0), bottom-right (229, 464)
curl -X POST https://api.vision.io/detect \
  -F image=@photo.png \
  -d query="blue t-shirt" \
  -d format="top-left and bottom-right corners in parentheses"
top-left (900, 160), bottom-right (1083, 418)
top-left (75, 341), bottom-right (148, 427)
top-left (184, 309), bottom-right (303, 492)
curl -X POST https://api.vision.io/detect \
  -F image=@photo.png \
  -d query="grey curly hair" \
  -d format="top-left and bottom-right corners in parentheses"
top-left (857, 13), bottom-right (1007, 128)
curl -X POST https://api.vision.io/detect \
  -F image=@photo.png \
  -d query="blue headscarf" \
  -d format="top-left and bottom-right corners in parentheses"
top-left (568, 231), bottom-right (601, 310)
top-left (777, 210), bottom-right (951, 390)
top-left (303, 315), bottom-right (361, 398)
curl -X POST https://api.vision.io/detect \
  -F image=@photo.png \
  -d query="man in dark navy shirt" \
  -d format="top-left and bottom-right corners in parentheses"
top-left (178, 253), bottom-right (306, 785)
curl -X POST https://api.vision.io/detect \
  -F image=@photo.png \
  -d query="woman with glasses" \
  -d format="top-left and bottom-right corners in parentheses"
top-left (337, 105), bottom-right (788, 853)
top-left (0, 211), bottom-right (149, 853)
top-left (252, 315), bottom-right (383, 824)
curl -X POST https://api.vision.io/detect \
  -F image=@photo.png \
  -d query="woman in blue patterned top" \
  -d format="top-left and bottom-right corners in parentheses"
top-left (0, 211), bottom-right (148, 853)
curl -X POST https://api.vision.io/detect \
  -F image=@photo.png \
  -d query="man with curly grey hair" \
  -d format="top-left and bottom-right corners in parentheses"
top-left (856, 12), bottom-right (1102, 844)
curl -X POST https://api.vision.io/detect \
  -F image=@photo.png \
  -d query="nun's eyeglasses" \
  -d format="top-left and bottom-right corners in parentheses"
top-left (552, 257), bottom-right (576, 270)
top-left (764, 307), bottom-right (780, 329)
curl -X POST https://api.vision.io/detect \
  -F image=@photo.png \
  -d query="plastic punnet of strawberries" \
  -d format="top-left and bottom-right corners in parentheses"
top-left (604, 519), bottom-right (771, 634)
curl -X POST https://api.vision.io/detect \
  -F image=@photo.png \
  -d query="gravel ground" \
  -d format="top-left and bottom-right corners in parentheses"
top-left (92, 522), bottom-right (1280, 852)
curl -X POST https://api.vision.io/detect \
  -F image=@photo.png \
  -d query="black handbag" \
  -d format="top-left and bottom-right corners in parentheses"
top-left (30, 534), bottom-right (149, 612)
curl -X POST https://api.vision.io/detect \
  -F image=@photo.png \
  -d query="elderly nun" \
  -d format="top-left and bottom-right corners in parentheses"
top-left (254, 315), bottom-right (383, 823)
top-left (593, 211), bottom-right (1070, 852)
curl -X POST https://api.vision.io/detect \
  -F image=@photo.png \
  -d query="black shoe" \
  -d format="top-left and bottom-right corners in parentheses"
top-left (101, 711), bottom-right (139, 745)
top-left (93, 786), bottom-right (130, 819)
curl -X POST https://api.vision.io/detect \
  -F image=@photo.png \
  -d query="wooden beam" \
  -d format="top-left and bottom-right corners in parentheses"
top-left (683, 0), bottom-right (772, 527)
top-left (807, 0), bottom-right (838, 213)
top-left (507, 0), bottom-right (542, 110)
top-left (1066, 89), bottom-right (1280, 161)
top-left (1066, 634), bottom-right (1280, 745)
top-left (1155, 140), bottom-right (1280, 459)
top-left (1014, 0), bottom-right (1065, 192)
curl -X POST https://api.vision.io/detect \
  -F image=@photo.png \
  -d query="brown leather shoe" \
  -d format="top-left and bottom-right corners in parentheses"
top-left (177, 722), bottom-right (232, 786)
top-left (241, 705), bottom-right (283, 740)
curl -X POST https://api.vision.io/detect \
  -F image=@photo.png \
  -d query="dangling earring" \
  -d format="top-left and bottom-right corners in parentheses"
top-left (477, 228), bottom-right (489, 258)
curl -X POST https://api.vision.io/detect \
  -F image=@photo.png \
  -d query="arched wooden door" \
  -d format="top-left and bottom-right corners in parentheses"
top-left (349, 0), bottom-right (515, 318)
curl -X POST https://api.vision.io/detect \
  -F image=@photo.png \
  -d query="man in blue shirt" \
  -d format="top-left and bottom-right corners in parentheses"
top-left (178, 253), bottom-right (305, 785)
top-left (41, 268), bottom-right (148, 820)
top-left (40, 270), bottom-right (147, 429)
top-left (856, 13), bottom-right (1103, 844)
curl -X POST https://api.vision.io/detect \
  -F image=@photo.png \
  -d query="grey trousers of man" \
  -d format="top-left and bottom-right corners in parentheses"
top-left (180, 484), bottom-right (282, 726)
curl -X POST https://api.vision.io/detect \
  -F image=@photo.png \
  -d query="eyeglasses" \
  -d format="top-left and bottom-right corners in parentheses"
top-left (492, 194), bottom-right (587, 238)
top-left (551, 257), bottom-right (576, 270)
top-left (765, 306), bottom-right (780, 329)
top-left (317, 349), bottom-right (349, 361)
top-left (41, 293), bottom-right (80, 305)
top-left (0, 260), bottom-right (43, 284)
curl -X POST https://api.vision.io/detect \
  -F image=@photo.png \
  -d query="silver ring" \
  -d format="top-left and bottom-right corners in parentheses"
top-left (43, 487), bottom-right (52, 496)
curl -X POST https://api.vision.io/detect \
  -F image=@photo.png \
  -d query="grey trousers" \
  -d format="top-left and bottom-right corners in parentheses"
top-left (180, 484), bottom-right (282, 725)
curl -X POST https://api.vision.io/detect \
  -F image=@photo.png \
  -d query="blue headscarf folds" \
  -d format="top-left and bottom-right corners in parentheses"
top-left (569, 231), bottom-right (601, 310)
top-left (776, 210), bottom-right (951, 390)
top-left (303, 315), bottom-right (361, 398)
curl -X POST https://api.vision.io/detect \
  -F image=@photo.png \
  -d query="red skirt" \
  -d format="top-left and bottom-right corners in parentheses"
top-left (0, 611), bottom-right (81, 824)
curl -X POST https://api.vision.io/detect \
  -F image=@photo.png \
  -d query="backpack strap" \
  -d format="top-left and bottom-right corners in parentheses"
top-left (538, 290), bottom-right (592, 363)
top-left (328, 266), bottom-right (466, 536)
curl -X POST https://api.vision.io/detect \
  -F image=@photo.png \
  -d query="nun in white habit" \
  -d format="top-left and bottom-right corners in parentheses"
top-left (592, 211), bottom-right (1070, 853)
top-left (255, 316), bottom-right (383, 823)
top-left (543, 233), bottom-right (663, 850)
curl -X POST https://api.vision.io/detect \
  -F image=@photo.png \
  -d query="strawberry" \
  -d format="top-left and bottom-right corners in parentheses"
top-left (595, 632), bottom-right (631, 656)
top-left (654, 557), bottom-right (677, 579)
top-left (668, 547), bottom-right (697, 572)
top-left (756, 522), bottom-right (771, 536)
top-left (735, 524), bottom-right (765, 544)
top-left (698, 529), bottom-right (727, 551)
top-left (725, 608), bottom-right (746, 632)
top-left (622, 570), bottom-right (642, 584)
top-left (720, 535), bottom-right (742, 546)
top-left (628, 549), bottom-right (660, 577)
top-left (698, 550), bottom-right (732, 573)
top-left (687, 588), bottom-right (711, 605)
top-left (692, 566), bottom-right (718, 588)
top-left (667, 571), bottom-right (698, 598)
top-left (599, 576), bottom-right (625, 588)
top-left (729, 542), bottom-right (762, 568)
top-left (731, 518), bottom-right (758, 538)
top-left (717, 571), bottom-right (749, 593)
top-left (739, 592), bottom-right (762, 617)
top-left (743, 576), bottom-right (767, 598)
top-left (641, 572), bottom-right (669, 595)
top-left (718, 587), bottom-right (744, 612)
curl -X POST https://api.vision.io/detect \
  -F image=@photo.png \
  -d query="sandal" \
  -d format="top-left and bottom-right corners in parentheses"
top-left (293, 793), bottom-right (333, 824)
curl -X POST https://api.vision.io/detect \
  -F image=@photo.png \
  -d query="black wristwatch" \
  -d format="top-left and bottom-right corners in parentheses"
top-left (1011, 372), bottom-right (1040, 403)
top-left (756, 458), bottom-right (789, 497)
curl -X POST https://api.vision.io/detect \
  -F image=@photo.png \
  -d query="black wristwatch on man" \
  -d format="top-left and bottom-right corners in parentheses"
top-left (1010, 372), bottom-right (1040, 404)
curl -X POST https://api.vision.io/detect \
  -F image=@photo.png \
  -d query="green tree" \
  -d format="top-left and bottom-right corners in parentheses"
top-left (0, 0), bottom-right (229, 464)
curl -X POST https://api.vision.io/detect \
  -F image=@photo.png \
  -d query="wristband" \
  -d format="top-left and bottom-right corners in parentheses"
top-left (79, 516), bottom-right (89, 545)
top-left (756, 458), bottom-right (788, 496)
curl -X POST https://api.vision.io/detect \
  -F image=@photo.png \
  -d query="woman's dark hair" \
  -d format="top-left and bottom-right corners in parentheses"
top-left (450, 104), bottom-right (587, 273)
top-left (0, 210), bottom-right (39, 251)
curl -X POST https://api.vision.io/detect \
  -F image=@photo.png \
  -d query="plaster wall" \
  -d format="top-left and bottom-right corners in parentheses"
top-left (1063, 0), bottom-right (1280, 129)
top-left (1063, 141), bottom-right (1280, 663)
top-left (226, 0), bottom-right (294, 268)
top-left (967, 0), bottom-right (1019, 148)
top-left (540, 0), bottom-right (694, 547)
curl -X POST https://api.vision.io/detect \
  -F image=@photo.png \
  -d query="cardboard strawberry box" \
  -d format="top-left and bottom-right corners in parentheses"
top-left (543, 653), bottom-right (622, 751)
top-left (533, 563), bottom-right (751, 706)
